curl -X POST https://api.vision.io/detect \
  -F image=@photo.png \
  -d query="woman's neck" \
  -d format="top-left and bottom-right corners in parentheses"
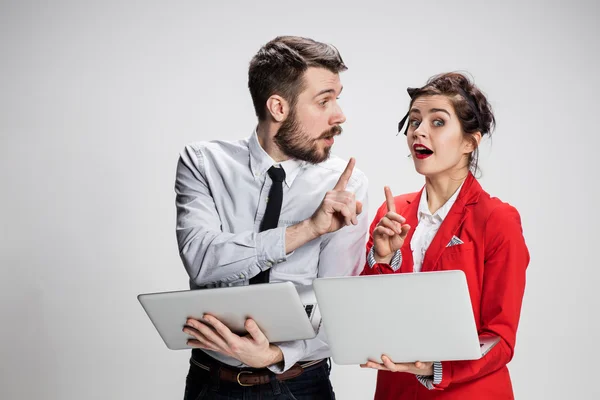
top-left (424, 171), bottom-right (469, 215)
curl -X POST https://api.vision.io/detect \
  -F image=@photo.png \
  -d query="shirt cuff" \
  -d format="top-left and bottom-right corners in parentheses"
top-left (266, 340), bottom-right (307, 374)
top-left (415, 361), bottom-right (443, 390)
top-left (367, 247), bottom-right (402, 271)
top-left (256, 227), bottom-right (287, 272)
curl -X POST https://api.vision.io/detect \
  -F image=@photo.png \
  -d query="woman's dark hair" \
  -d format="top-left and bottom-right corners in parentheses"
top-left (401, 72), bottom-right (496, 174)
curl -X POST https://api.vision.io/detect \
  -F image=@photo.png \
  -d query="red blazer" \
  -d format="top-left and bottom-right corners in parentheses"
top-left (362, 173), bottom-right (529, 400)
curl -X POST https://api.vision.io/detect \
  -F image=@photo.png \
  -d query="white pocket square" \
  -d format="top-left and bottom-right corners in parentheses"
top-left (447, 236), bottom-right (464, 247)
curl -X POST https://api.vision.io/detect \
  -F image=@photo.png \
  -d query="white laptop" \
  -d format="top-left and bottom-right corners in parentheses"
top-left (138, 281), bottom-right (320, 350)
top-left (313, 270), bottom-right (499, 365)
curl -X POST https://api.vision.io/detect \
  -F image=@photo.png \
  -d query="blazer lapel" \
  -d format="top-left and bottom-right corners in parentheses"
top-left (399, 189), bottom-right (422, 274)
top-left (421, 173), bottom-right (482, 272)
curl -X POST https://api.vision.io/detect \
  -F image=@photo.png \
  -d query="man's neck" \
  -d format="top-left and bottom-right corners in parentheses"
top-left (256, 123), bottom-right (289, 163)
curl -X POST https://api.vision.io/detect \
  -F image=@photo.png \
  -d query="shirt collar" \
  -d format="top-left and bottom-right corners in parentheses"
top-left (248, 129), bottom-right (306, 188)
top-left (418, 180), bottom-right (465, 223)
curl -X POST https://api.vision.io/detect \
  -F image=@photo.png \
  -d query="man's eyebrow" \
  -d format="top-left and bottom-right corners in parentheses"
top-left (313, 86), bottom-right (343, 99)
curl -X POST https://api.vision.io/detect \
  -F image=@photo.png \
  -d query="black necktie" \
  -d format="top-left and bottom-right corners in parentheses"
top-left (249, 166), bottom-right (286, 284)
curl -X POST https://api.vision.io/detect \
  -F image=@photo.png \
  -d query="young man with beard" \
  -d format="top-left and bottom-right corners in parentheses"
top-left (175, 36), bottom-right (368, 399)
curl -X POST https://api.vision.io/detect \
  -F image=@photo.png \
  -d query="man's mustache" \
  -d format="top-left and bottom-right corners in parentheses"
top-left (317, 125), bottom-right (343, 140)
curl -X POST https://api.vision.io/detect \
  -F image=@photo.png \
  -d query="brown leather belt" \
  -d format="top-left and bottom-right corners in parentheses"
top-left (190, 356), bottom-right (326, 387)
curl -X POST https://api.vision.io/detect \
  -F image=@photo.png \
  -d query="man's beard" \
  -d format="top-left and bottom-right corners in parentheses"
top-left (274, 108), bottom-right (342, 164)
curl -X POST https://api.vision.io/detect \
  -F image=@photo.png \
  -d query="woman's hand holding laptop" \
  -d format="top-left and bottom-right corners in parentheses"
top-left (361, 356), bottom-right (433, 377)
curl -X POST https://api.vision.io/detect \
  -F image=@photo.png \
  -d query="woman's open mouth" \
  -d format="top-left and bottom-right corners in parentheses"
top-left (413, 144), bottom-right (433, 159)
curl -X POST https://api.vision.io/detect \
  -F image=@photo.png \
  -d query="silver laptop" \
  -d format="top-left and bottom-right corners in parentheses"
top-left (138, 281), bottom-right (320, 350)
top-left (313, 270), bottom-right (499, 365)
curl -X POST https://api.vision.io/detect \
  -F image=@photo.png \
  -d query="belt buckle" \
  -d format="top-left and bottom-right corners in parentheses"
top-left (236, 370), bottom-right (254, 387)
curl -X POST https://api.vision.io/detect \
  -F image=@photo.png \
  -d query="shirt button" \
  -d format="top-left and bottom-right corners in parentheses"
top-left (278, 259), bottom-right (284, 263)
top-left (265, 261), bottom-right (272, 267)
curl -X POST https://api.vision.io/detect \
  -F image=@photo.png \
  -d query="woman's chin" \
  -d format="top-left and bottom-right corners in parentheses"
top-left (414, 165), bottom-right (434, 177)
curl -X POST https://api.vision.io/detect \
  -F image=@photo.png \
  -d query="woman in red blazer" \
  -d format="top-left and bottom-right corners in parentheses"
top-left (361, 72), bottom-right (529, 399)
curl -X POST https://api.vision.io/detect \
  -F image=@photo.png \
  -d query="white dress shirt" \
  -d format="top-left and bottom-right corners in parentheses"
top-left (175, 130), bottom-right (369, 372)
top-left (410, 182), bottom-right (463, 272)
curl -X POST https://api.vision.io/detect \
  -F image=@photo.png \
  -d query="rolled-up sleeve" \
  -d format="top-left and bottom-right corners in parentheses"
top-left (175, 145), bottom-right (288, 286)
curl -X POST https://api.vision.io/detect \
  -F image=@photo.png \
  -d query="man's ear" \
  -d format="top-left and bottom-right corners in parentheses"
top-left (265, 95), bottom-right (289, 122)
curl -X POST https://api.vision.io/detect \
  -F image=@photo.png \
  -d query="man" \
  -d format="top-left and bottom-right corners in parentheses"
top-left (175, 36), bottom-right (368, 399)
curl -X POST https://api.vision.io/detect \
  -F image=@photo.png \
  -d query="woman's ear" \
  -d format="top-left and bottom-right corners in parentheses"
top-left (464, 131), bottom-right (482, 154)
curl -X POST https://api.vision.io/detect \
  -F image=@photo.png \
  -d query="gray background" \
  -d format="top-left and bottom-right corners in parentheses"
top-left (1, 1), bottom-right (598, 399)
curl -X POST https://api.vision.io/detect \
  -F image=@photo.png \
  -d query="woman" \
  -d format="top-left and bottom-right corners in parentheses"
top-left (361, 72), bottom-right (529, 399)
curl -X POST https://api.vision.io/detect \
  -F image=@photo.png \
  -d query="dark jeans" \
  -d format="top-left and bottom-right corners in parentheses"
top-left (183, 354), bottom-right (336, 400)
